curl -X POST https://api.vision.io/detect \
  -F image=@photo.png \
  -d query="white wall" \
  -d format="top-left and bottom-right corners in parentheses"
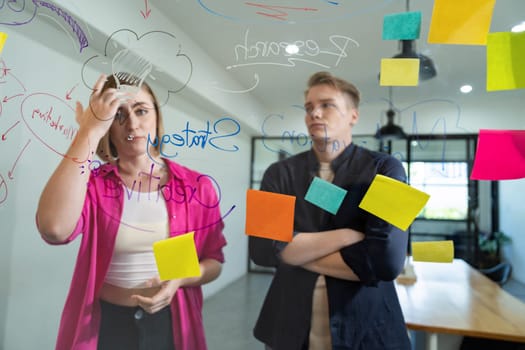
top-left (0, 1), bottom-right (262, 348)
top-left (1, 0), bottom-right (524, 349)
top-left (500, 179), bottom-right (525, 283)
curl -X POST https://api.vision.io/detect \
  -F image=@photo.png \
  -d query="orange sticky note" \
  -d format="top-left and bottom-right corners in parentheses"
top-left (359, 174), bottom-right (430, 231)
top-left (428, 0), bottom-right (495, 45)
top-left (153, 232), bottom-right (201, 281)
top-left (380, 58), bottom-right (420, 86)
top-left (0, 32), bottom-right (7, 55)
top-left (412, 240), bottom-right (454, 263)
top-left (245, 189), bottom-right (295, 242)
top-left (486, 32), bottom-right (525, 91)
top-left (471, 129), bottom-right (525, 180)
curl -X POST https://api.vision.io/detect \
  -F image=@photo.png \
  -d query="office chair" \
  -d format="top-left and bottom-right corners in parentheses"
top-left (479, 262), bottom-right (512, 286)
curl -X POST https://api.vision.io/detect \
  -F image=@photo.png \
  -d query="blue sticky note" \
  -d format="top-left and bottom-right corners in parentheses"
top-left (383, 11), bottom-right (422, 40)
top-left (305, 177), bottom-right (347, 215)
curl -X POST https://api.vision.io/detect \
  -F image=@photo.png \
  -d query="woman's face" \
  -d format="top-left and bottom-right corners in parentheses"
top-left (109, 87), bottom-right (158, 159)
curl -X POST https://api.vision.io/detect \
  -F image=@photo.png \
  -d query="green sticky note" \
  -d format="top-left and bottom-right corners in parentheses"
top-left (153, 232), bottom-right (201, 281)
top-left (412, 240), bottom-right (454, 263)
top-left (486, 32), bottom-right (525, 91)
top-left (383, 12), bottom-right (422, 40)
top-left (305, 177), bottom-right (347, 215)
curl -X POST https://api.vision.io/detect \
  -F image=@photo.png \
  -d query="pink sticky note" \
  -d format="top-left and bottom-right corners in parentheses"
top-left (471, 130), bottom-right (525, 180)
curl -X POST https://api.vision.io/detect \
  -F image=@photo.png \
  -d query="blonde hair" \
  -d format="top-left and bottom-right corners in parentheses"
top-left (305, 71), bottom-right (361, 108)
top-left (96, 74), bottom-right (165, 162)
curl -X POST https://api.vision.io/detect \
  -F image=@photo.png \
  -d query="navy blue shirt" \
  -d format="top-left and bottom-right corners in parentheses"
top-left (250, 143), bottom-right (411, 350)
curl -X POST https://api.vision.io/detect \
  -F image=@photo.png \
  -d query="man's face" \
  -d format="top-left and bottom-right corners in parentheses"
top-left (304, 84), bottom-right (359, 146)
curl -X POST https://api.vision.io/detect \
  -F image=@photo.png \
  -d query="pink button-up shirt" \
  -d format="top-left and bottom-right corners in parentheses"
top-left (40, 159), bottom-right (227, 350)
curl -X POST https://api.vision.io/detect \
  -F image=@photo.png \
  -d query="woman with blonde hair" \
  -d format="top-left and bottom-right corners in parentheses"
top-left (37, 73), bottom-right (227, 350)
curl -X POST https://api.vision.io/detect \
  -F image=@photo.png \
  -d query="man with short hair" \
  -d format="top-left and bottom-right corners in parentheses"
top-left (250, 71), bottom-right (411, 350)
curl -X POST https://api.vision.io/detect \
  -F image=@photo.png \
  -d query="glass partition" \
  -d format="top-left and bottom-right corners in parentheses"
top-left (249, 134), bottom-right (482, 272)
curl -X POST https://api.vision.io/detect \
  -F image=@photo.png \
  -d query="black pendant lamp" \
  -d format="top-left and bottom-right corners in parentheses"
top-left (375, 87), bottom-right (407, 140)
top-left (393, 40), bottom-right (437, 81)
top-left (375, 109), bottom-right (407, 140)
top-left (388, 0), bottom-right (437, 82)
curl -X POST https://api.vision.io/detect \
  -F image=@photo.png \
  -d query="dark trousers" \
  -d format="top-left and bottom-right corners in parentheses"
top-left (98, 300), bottom-right (175, 350)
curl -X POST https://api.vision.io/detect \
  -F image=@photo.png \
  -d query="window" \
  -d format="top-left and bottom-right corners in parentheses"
top-left (409, 162), bottom-right (469, 220)
top-left (249, 134), bottom-right (481, 270)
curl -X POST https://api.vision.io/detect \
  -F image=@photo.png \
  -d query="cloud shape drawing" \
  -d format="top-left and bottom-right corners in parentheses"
top-left (81, 29), bottom-right (193, 106)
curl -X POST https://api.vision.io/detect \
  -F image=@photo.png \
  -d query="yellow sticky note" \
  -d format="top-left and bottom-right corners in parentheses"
top-left (153, 232), bottom-right (201, 281)
top-left (428, 0), bottom-right (495, 45)
top-left (0, 32), bottom-right (7, 55)
top-left (380, 58), bottom-right (420, 86)
top-left (359, 174), bottom-right (430, 231)
top-left (486, 32), bottom-right (525, 91)
top-left (412, 240), bottom-right (454, 263)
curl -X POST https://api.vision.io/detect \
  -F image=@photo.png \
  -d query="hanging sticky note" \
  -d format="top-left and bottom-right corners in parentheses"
top-left (427, 0), bottom-right (496, 45)
top-left (359, 174), bottom-right (430, 231)
top-left (486, 32), bottom-right (525, 91)
top-left (153, 232), bottom-right (201, 281)
top-left (245, 189), bottom-right (295, 242)
top-left (305, 177), bottom-right (347, 215)
top-left (0, 32), bottom-right (7, 55)
top-left (412, 240), bottom-right (454, 263)
top-left (383, 11), bottom-right (422, 40)
top-left (380, 58), bottom-right (420, 86)
top-left (471, 129), bottom-right (525, 180)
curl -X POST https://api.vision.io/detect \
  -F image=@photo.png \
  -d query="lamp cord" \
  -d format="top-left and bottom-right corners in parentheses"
top-left (388, 86), bottom-right (394, 110)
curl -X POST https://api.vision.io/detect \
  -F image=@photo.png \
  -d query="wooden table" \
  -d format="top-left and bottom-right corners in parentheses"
top-left (394, 259), bottom-right (525, 350)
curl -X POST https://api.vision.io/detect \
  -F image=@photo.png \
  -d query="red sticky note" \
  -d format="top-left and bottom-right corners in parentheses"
top-left (471, 129), bottom-right (525, 180)
top-left (245, 189), bottom-right (295, 242)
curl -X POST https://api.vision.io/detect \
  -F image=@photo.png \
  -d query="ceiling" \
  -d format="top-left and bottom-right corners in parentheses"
top-left (150, 0), bottom-right (524, 115)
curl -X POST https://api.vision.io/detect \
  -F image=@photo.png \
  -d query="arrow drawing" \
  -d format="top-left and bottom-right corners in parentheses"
top-left (245, 3), bottom-right (318, 21)
top-left (1, 120), bottom-right (20, 141)
top-left (8, 139), bottom-right (31, 179)
top-left (141, 0), bottom-right (152, 19)
top-left (3, 93), bottom-right (24, 103)
top-left (66, 83), bottom-right (78, 100)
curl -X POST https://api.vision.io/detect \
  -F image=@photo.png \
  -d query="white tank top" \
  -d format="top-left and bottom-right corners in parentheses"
top-left (104, 186), bottom-right (169, 289)
top-left (309, 162), bottom-right (334, 349)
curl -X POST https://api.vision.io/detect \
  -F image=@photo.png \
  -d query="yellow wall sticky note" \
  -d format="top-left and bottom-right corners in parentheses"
top-left (358, 174), bottom-right (430, 231)
top-left (428, 0), bottom-right (496, 45)
top-left (486, 32), bottom-right (525, 91)
top-left (0, 32), bottom-right (7, 55)
top-left (153, 232), bottom-right (201, 281)
top-left (412, 240), bottom-right (454, 263)
top-left (380, 58), bottom-right (420, 86)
